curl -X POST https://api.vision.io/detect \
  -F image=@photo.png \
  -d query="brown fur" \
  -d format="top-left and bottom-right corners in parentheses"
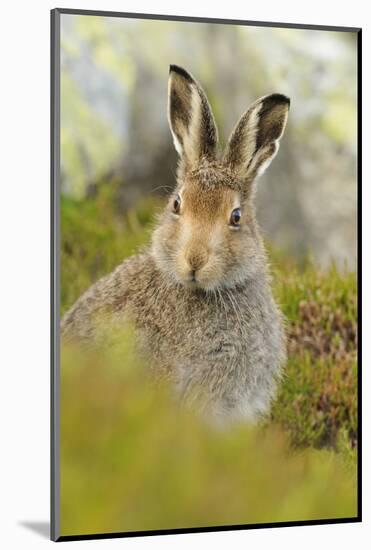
top-left (61, 66), bottom-right (290, 424)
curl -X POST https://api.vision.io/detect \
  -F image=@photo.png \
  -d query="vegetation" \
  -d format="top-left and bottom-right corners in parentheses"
top-left (61, 338), bottom-right (356, 536)
top-left (61, 183), bottom-right (161, 315)
top-left (271, 254), bottom-right (357, 453)
top-left (60, 187), bottom-right (358, 536)
top-left (59, 13), bottom-right (358, 538)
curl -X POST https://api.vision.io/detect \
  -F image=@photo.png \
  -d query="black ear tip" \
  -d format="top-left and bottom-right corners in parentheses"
top-left (262, 93), bottom-right (291, 111)
top-left (169, 64), bottom-right (193, 82)
top-left (273, 93), bottom-right (290, 107)
top-left (284, 95), bottom-right (291, 108)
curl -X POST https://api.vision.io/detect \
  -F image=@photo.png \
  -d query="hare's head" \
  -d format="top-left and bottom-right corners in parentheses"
top-left (152, 65), bottom-right (290, 292)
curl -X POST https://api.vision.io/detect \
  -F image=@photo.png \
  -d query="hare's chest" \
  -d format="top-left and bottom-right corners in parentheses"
top-left (158, 297), bottom-right (248, 362)
top-left (137, 285), bottom-right (253, 368)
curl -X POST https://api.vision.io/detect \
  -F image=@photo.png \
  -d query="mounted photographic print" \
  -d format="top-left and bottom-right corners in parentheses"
top-left (51, 8), bottom-right (361, 542)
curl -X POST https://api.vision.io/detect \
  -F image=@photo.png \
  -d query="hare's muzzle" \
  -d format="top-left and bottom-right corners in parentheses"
top-left (185, 248), bottom-right (209, 279)
top-left (176, 239), bottom-right (211, 287)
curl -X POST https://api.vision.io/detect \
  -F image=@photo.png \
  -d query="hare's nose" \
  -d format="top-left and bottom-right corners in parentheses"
top-left (187, 249), bottom-right (208, 274)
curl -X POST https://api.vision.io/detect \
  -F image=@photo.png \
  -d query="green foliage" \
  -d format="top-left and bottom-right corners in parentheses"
top-left (61, 183), bottom-right (161, 315)
top-left (61, 333), bottom-right (357, 536)
top-left (59, 17), bottom-right (358, 534)
top-left (60, 193), bottom-right (358, 535)
top-left (270, 252), bottom-right (357, 452)
top-left (61, 191), bottom-right (358, 455)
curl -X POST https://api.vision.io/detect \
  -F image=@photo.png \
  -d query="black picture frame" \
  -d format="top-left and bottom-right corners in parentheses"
top-left (51, 7), bottom-right (362, 542)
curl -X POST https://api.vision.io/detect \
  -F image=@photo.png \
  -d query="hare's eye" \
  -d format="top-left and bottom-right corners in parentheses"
top-left (230, 207), bottom-right (241, 227)
top-left (173, 194), bottom-right (181, 214)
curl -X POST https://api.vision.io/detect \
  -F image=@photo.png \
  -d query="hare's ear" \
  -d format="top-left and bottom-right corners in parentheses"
top-left (168, 65), bottom-right (218, 169)
top-left (224, 94), bottom-right (290, 184)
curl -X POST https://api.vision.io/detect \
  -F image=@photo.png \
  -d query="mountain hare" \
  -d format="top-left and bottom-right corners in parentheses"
top-left (62, 65), bottom-right (290, 424)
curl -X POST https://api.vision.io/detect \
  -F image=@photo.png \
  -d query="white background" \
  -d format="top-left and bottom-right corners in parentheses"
top-left (0, 0), bottom-right (367, 548)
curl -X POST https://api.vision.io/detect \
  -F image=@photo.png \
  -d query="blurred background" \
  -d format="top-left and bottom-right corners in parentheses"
top-left (59, 15), bottom-right (358, 536)
top-left (61, 14), bottom-right (357, 271)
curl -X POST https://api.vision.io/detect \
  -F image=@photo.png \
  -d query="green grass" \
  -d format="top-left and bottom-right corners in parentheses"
top-left (61, 183), bottom-right (162, 315)
top-left (61, 336), bottom-right (357, 536)
top-left (60, 186), bottom-right (358, 535)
